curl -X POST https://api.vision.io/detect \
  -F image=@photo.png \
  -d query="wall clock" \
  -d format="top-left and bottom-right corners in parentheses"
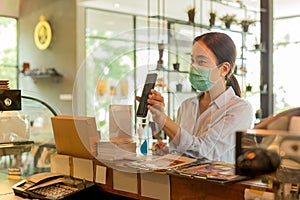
top-left (34, 15), bottom-right (52, 50)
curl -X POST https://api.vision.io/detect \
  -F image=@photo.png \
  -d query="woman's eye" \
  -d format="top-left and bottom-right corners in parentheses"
top-left (198, 60), bottom-right (206, 65)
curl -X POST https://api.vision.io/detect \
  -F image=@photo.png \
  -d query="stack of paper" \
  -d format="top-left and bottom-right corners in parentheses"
top-left (125, 154), bottom-right (197, 171)
top-left (0, 80), bottom-right (9, 90)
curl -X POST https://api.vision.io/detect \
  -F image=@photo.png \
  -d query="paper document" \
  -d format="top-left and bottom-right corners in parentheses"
top-left (125, 154), bottom-right (197, 171)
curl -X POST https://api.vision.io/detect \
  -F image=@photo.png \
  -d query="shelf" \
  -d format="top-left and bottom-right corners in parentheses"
top-left (23, 68), bottom-right (63, 82)
top-left (150, 15), bottom-right (210, 29)
top-left (149, 15), bottom-right (251, 34)
top-left (248, 48), bottom-right (267, 53)
top-left (150, 68), bottom-right (189, 74)
top-left (167, 91), bottom-right (196, 94)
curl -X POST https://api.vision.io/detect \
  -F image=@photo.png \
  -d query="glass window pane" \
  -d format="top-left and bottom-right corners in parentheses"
top-left (86, 9), bottom-right (134, 138)
top-left (0, 16), bottom-right (18, 88)
top-left (273, 17), bottom-right (300, 113)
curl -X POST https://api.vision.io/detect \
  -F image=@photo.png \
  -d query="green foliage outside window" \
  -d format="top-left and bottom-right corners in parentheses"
top-left (0, 17), bottom-right (18, 88)
top-left (85, 30), bottom-right (133, 137)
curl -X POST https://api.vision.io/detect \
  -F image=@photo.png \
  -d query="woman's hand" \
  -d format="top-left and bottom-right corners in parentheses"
top-left (135, 96), bottom-right (141, 102)
top-left (147, 89), bottom-right (165, 108)
top-left (152, 139), bottom-right (169, 156)
top-left (137, 89), bottom-right (180, 142)
top-left (147, 89), bottom-right (167, 128)
top-left (136, 89), bottom-right (167, 128)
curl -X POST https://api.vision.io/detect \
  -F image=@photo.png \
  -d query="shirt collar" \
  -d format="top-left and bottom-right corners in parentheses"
top-left (192, 92), bottom-right (204, 105)
top-left (213, 86), bottom-right (236, 108)
top-left (191, 87), bottom-right (236, 108)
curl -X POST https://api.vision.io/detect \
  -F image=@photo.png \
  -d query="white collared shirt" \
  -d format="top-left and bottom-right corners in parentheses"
top-left (169, 87), bottom-right (254, 163)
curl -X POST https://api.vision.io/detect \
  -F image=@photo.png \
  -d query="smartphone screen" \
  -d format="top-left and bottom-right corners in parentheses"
top-left (136, 73), bottom-right (158, 117)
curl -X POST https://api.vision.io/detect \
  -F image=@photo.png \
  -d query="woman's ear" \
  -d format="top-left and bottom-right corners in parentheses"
top-left (220, 62), bottom-right (231, 77)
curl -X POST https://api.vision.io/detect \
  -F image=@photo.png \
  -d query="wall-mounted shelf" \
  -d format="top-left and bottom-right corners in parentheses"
top-left (149, 15), bottom-right (252, 34)
top-left (23, 68), bottom-right (63, 83)
top-left (151, 68), bottom-right (189, 74)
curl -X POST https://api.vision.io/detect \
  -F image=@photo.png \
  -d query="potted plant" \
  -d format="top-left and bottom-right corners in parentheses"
top-left (246, 83), bottom-right (253, 92)
top-left (157, 42), bottom-right (164, 70)
top-left (209, 11), bottom-right (217, 27)
top-left (176, 80), bottom-right (183, 92)
top-left (186, 6), bottom-right (196, 23)
top-left (239, 19), bottom-right (256, 32)
top-left (173, 62), bottom-right (180, 71)
top-left (220, 14), bottom-right (237, 29)
top-left (172, 27), bottom-right (180, 71)
top-left (254, 36), bottom-right (261, 50)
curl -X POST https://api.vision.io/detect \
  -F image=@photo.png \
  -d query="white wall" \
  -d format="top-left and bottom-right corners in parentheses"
top-left (18, 0), bottom-right (76, 115)
top-left (0, 0), bottom-right (20, 17)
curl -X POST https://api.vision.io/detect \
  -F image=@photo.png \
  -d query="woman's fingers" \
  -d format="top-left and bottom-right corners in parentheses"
top-left (147, 89), bottom-right (164, 106)
top-left (137, 89), bottom-right (164, 108)
top-left (135, 96), bottom-right (141, 102)
top-left (150, 89), bottom-right (161, 96)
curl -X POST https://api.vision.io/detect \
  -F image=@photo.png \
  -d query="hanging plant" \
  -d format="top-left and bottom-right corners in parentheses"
top-left (239, 19), bottom-right (256, 32)
top-left (209, 11), bottom-right (217, 27)
top-left (220, 14), bottom-right (237, 29)
top-left (186, 6), bottom-right (196, 23)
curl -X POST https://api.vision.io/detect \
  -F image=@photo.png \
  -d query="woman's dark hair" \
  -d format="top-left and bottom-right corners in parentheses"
top-left (193, 32), bottom-right (242, 97)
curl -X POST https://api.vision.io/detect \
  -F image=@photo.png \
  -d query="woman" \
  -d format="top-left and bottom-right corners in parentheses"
top-left (147, 32), bottom-right (253, 163)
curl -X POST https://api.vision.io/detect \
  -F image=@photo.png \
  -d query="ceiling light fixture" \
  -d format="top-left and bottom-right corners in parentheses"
top-left (114, 3), bottom-right (120, 8)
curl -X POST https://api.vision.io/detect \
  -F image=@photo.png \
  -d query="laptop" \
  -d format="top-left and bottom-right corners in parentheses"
top-left (51, 115), bottom-right (100, 159)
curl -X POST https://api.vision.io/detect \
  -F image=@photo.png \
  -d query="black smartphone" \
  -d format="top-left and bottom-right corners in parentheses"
top-left (136, 73), bottom-right (158, 118)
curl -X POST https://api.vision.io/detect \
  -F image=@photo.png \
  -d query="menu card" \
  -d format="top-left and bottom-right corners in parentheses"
top-left (173, 161), bottom-right (248, 183)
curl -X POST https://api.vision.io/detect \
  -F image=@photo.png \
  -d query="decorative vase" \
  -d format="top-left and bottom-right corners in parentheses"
top-left (209, 14), bottom-right (216, 27)
top-left (255, 109), bottom-right (262, 119)
top-left (188, 11), bottom-right (195, 23)
top-left (157, 43), bottom-right (164, 70)
top-left (176, 83), bottom-right (183, 92)
top-left (242, 24), bottom-right (249, 32)
top-left (246, 84), bottom-right (252, 92)
top-left (173, 63), bottom-right (180, 71)
top-left (254, 44), bottom-right (260, 50)
top-left (225, 21), bottom-right (232, 29)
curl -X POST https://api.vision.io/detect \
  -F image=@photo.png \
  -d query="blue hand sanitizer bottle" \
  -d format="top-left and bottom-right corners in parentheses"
top-left (137, 118), bottom-right (148, 155)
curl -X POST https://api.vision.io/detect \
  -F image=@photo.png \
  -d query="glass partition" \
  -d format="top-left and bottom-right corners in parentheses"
top-left (85, 9), bottom-right (134, 138)
top-left (85, 5), bottom-right (261, 138)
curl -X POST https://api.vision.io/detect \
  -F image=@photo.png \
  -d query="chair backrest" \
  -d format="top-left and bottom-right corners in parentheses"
top-left (254, 107), bottom-right (300, 131)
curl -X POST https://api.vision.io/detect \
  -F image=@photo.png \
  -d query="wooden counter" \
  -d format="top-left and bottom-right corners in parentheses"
top-left (94, 159), bottom-right (272, 200)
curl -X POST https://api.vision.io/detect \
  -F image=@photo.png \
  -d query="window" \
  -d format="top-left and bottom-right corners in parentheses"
top-left (0, 16), bottom-right (18, 89)
top-left (85, 9), bottom-right (134, 138)
top-left (273, 16), bottom-right (300, 113)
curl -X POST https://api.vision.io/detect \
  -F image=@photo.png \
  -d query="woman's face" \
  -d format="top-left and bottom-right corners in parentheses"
top-left (190, 40), bottom-right (221, 82)
top-left (191, 40), bottom-right (218, 68)
top-left (190, 40), bottom-right (230, 81)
